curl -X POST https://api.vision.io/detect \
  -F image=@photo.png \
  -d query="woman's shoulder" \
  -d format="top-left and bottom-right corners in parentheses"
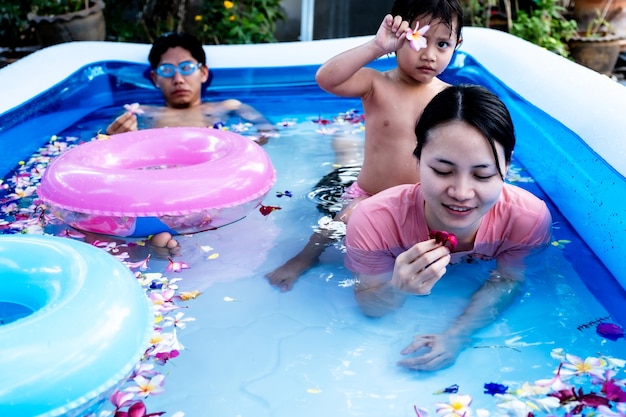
top-left (499, 183), bottom-right (549, 215)
top-left (346, 183), bottom-right (425, 252)
top-left (493, 184), bottom-right (552, 241)
top-left (362, 183), bottom-right (421, 209)
top-left (351, 184), bottom-right (421, 224)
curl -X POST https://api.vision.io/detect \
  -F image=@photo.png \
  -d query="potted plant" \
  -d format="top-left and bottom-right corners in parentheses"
top-left (510, 0), bottom-right (578, 58)
top-left (573, 0), bottom-right (626, 39)
top-left (568, 0), bottom-right (624, 74)
top-left (27, 0), bottom-right (106, 46)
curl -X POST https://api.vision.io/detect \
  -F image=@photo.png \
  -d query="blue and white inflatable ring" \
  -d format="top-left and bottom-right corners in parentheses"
top-left (0, 235), bottom-right (153, 416)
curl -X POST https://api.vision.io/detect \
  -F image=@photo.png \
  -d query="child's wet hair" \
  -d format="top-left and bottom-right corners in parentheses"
top-left (391, 0), bottom-right (464, 42)
top-left (148, 32), bottom-right (207, 68)
top-left (413, 85), bottom-right (515, 180)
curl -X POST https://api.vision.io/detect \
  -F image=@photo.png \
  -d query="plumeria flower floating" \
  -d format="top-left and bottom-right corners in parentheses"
top-left (433, 384), bottom-right (460, 395)
top-left (231, 121), bottom-right (252, 133)
top-left (278, 119), bottom-right (296, 128)
top-left (412, 348), bottom-right (626, 417)
top-left (405, 22), bottom-right (430, 51)
top-left (124, 102), bottom-right (144, 115)
top-left (167, 257), bottom-right (190, 273)
top-left (316, 127), bottom-right (338, 136)
top-left (434, 393), bottom-right (473, 417)
top-left (275, 190), bottom-right (292, 198)
top-left (124, 254), bottom-right (151, 271)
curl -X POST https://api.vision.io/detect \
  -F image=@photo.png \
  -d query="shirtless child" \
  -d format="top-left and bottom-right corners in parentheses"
top-left (266, 0), bottom-right (464, 291)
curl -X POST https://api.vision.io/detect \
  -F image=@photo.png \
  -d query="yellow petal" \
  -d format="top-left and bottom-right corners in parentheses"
top-left (179, 290), bottom-right (202, 300)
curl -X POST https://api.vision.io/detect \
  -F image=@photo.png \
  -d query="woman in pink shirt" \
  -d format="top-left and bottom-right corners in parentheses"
top-left (345, 84), bottom-right (552, 371)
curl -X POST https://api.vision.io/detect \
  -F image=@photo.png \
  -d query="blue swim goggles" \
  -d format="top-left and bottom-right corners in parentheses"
top-left (155, 61), bottom-right (203, 78)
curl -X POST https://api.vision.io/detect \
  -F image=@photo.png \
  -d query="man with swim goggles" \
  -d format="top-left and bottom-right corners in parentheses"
top-left (155, 61), bottom-right (204, 78)
top-left (104, 32), bottom-right (277, 252)
top-left (105, 32), bottom-right (274, 139)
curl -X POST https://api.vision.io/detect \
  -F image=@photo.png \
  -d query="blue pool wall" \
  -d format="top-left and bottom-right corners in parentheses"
top-left (0, 28), bottom-right (625, 296)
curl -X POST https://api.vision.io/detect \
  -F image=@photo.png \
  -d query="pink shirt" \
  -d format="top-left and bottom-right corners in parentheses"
top-left (345, 183), bottom-right (552, 274)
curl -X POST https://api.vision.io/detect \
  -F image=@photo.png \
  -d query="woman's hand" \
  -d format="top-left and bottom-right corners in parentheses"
top-left (374, 14), bottom-right (411, 54)
top-left (396, 333), bottom-right (468, 371)
top-left (395, 269), bottom-right (523, 371)
top-left (391, 239), bottom-right (451, 295)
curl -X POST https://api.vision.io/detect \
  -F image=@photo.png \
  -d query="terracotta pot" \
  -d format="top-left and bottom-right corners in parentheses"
top-left (27, 1), bottom-right (106, 46)
top-left (573, 0), bottom-right (626, 50)
top-left (568, 33), bottom-right (623, 74)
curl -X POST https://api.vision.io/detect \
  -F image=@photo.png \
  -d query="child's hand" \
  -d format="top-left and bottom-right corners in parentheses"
top-left (374, 14), bottom-right (411, 54)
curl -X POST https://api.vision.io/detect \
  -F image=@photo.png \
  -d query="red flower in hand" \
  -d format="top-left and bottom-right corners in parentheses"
top-left (429, 230), bottom-right (458, 250)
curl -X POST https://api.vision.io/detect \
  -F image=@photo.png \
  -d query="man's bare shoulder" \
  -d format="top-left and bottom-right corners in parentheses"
top-left (200, 99), bottom-right (243, 112)
top-left (136, 104), bottom-right (162, 116)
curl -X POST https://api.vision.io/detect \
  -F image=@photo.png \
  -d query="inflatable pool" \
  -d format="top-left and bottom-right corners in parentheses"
top-left (1, 29), bottom-right (622, 288)
top-left (0, 28), bottom-right (625, 416)
top-left (0, 234), bottom-right (153, 416)
top-left (38, 127), bottom-right (276, 237)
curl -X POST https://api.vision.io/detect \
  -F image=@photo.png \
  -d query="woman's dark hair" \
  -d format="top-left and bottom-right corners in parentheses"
top-left (148, 32), bottom-right (206, 68)
top-left (391, 0), bottom-right (464, 42)
top-left (413, 85), bottom-right (516, 180)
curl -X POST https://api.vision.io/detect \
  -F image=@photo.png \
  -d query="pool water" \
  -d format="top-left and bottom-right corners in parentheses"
top-left (1, 54), bottom-right (625, 416)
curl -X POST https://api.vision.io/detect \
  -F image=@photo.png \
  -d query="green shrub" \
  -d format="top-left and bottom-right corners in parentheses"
top-left (510, 0), bottom-right (577, 57)
top-left (29, 0), bottom-right (88, 16)
top-left (105, 0), bottom-right (286, 44)
top-left (196, 0), bottom-right (286, 44)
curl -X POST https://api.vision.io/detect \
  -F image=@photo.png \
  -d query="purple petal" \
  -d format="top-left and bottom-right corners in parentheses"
top-left (596, 322), bottom-right (625, 341)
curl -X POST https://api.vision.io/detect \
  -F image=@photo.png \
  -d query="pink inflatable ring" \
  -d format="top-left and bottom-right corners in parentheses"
top-left (38, 127), bottom-right (276, 237)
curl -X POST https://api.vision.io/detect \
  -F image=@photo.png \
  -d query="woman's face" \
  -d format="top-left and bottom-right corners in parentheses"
top-left (419, 120), bottom-right (508, 243)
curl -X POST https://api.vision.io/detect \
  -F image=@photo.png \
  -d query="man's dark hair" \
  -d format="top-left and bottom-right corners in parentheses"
top-left (148, 32), bottom-right (206, 68)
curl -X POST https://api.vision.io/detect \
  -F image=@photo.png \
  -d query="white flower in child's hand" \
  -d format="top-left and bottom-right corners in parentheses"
top-left (124, 102), bottom-right (144, 115)
top-left (405, 22), bottom-right (430, 51)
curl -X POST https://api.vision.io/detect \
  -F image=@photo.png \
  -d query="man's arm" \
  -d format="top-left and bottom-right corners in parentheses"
top-left (105, 111), bottom-right (137, 135)
top-left (232, 101), bottom-right (276, 133)
top-left (218, 99), bottom-right (276, 144)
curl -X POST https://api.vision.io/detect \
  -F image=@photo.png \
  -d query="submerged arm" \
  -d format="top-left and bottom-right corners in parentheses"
top-left (398, 268), bottom-right (524, 371)
top-left (354, 270), bottom-right (407, 317)
top-left (444, 270), bottom-right (522, 340)
top-left (219, 99), bottom-right (276, 144)
top-left (231, 101), bottom-right (275, 132)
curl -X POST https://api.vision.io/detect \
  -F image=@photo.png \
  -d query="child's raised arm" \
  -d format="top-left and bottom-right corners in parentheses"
top-left (315, 14), bottom-right (410, 98)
